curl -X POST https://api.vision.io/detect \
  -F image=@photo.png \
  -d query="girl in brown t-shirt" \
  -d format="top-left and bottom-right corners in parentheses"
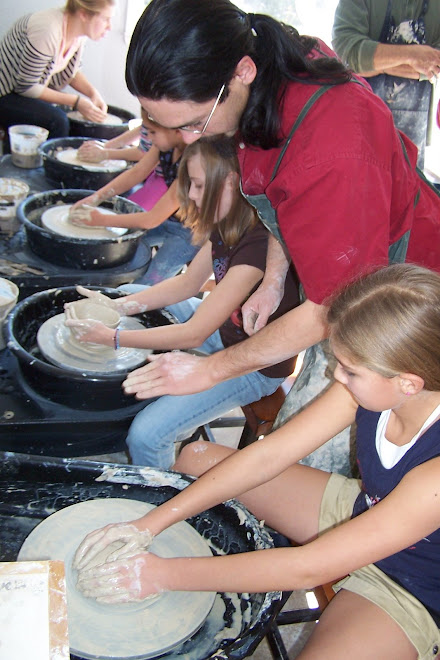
top-left (65, 136), bottom-right (300, 468)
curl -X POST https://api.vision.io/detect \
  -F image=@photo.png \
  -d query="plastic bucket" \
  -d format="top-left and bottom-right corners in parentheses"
top-left (8, 125), bottom-right (49, 168)
top-left (0, 178), bottom-right (30, 234)
top-left (0, 277), bottom-right (19, 349)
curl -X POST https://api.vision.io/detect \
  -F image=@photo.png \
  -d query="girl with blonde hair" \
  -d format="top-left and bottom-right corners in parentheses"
top-left (75, 263), bottom-right (440, 660)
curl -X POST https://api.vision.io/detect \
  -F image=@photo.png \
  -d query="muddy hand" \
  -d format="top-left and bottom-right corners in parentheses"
top-left (68, 204), bottom-right (96, 226)
top-left (64, 311), bottom-right (108, 344)
top-left (65, 286), bottom-right (118, 310)
top-left (74, 521), bottom-right (154, 571)
top-left (77, 552), bottom-right (163, 603)
top-left (77, 141), bottom-right (108, 163)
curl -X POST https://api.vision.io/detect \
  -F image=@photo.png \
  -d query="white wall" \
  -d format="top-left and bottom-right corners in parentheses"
top-left (1, 0), bottom-right (141, 117)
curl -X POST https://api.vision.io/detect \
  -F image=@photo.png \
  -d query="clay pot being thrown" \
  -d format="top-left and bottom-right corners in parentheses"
top-left (17, 189), bottom-right (145, 270)
top-left (68, 299), bottom-right (120, 328)
top-left (5, 286), bottom-right (176, 411)
top-left (66, 299), bottom-right (120, 348)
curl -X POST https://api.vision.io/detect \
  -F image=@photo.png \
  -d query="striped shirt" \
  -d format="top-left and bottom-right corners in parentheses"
top-left (0, 7), bottom-right (85, 98)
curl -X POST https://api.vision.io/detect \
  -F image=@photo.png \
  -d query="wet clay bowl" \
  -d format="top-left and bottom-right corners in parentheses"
top-left (17, 189), bottom-right (145, 270)
top-left (5, 286), bottom-right (176, 410)
top-left (38, 137), bottom-right (129, 190)
top-left (65, 104), bottom-right (137, 140)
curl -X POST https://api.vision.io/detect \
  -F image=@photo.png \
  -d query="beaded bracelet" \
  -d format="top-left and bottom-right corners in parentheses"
top-left (113, 328), bottom-right (120, 351)
top-left (73, 95), bottom-right (81, 111)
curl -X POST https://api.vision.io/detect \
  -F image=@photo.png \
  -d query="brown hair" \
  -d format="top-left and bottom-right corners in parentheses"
top-left (178, 136), bottom-right (257, 246)
top-left (327, 264), bottom-right (440, 390)
top-left (65, 0), bottom-right (114, 15)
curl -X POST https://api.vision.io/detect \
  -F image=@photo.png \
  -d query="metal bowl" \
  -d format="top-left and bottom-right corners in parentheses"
top-left (17, 189), bottom-right (145, 270)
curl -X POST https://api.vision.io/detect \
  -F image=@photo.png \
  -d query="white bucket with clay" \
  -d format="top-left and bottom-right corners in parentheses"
top-left (9, 125), bottom-right (49, 168)
top-left (0, 278), bottom-right (19, 349)
top-left (0, 178), bottom-right (30, 234)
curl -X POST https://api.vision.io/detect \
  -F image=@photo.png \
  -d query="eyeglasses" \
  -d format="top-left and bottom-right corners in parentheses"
top-left (166, 83), bottom-right (226, 135)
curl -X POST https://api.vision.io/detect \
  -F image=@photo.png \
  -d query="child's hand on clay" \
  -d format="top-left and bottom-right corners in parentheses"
top-left (68, 205), bottom-right (103, 227)
top-left (71, 191), bottom-right (103, 212)
top-left (65, 286), bottom-right (148, 316)
top-left (64, 307), bottom-right (112, 345)
top-left (78, 141), bottom-right (108, 163)
top-left (74, 520), bottom-right (154, 570)
top-left (76, 552), bottom-right (165, 603)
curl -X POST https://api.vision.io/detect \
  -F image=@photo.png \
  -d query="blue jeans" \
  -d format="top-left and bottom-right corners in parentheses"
top-left (0, 93), bottom-right (70, 146)
top-left (135, 220), bottom-right (199, 285)
top-left (118, 289), bottom-right (284, 468)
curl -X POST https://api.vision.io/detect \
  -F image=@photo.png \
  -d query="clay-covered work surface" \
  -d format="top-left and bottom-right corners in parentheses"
top-left (18, 498), bottom-right (216, 660)
top-left (41, 204), bottom-right (128, 240)
top-left (56, 148), bottom-right (127, 172)
top-left (37, 313), bottom-right (152, 373)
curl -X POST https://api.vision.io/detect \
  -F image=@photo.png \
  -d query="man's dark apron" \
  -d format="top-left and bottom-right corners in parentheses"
top-left (240, 84), bottom-right (417, 429)
top-left (368, 0), bottom-right (432, 168)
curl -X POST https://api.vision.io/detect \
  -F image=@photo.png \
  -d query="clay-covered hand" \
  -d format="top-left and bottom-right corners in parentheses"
top-left (71, 192), bottom-right (103, 212)
top-left (64, 308), bottom-right (112, 345)
top-left (77, 140), bottom-right (108, 163)
top-left (123, 351), bottom-right (213, 399)
top-left (65, 285), bottom-right (148, 316)
top-left (242, 280), bottom-right (285, 336)
top-left (77, 96), bottom-right (107, 123)
top-left (74, 521), bottom-right (155, 571)
top-left (68, 205), bottom-right (102, 227)
top-left (76, 552), bottom-right (165, 603)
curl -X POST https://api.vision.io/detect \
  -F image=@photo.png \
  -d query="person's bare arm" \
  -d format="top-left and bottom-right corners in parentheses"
top-left (71, 178), bottom-right (178, 230)
top-left (71, 148), bottom-right (160, 212)
top-left (122, 298), bottom-right (327, 399)
top-left (74, 382), bottom-right (357, 571)
top-left (77, 452), bottom-right (440, 599)
top-left (362, 43), bottom-right (440, 80)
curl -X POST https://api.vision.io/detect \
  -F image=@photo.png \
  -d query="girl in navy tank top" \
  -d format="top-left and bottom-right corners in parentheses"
top-left (74, 263), bottom-right (440, 660)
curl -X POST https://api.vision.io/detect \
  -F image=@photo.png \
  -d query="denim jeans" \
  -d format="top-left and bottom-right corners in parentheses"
top-left (118, 288), bottom-right (284, 468)
top-left (0, 93), bottom-right (70, 146)
top-left (134, 220), bottom-right (199, 285)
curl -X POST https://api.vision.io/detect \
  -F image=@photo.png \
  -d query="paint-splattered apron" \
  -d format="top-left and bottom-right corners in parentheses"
top-left (368, 0), bottom-right (432, 168)
top-left (240, 85), bottom-right (413, 475)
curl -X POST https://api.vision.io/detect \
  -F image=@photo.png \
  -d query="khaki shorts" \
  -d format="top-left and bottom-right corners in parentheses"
top-left (318, 473), bottom-right (440, 660)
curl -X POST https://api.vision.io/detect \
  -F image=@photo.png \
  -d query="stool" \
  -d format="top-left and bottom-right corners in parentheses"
top-left (265, 581), bottom-right (338, 659)
top-left (239, 384), bottom-right (287, 449)
top-left (184, 382), bottom-right (288, 450)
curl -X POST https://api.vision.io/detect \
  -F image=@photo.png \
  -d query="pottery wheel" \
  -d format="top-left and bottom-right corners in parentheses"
top-left (37, 313), bottom-right (152, 373)
top-left (56, 148), bottom-right (127, 172)
top-left (68, 111), bottom-right (124, 125)
top-left (18, 499), bottom-right (216, 660)
top-left (41, 204), bottom-right (128, 240)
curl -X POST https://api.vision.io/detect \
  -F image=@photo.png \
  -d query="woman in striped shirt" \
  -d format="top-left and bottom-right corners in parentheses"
top-left (0, 0), bottom-right (115, 141)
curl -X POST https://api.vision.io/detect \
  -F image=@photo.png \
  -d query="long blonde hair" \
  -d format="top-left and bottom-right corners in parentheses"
top-left (178, 136), bottom-right (257, 247)
top-left (65, 0), bottom-right (114, 15)
top-left (327, 264), bottom-right (440, 390)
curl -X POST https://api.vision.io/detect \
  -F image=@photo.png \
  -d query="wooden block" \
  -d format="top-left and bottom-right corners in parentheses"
top-left (0, 560), bottom-right (69, 659)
